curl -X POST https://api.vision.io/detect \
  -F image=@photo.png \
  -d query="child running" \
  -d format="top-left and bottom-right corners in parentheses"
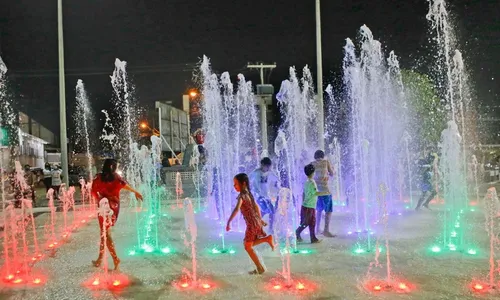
top-left (296, 164), bottom-right (329, 244)
top-left (226, 173), bottom-right (274, 275)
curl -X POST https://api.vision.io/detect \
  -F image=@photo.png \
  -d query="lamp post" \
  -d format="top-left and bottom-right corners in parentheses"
top-left (315, 0), bottom-right (325, 151)
top-left (58, 0), bottom-right (69, 185)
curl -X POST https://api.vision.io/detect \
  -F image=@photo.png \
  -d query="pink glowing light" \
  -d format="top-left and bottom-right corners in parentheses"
top-left (296, 282), bottom-right (305, 290)
top-left (13, 278), bottom-right (22, 284)
top-left (398, 283), bottom-right (407, 290)
top-left (273, 285), bottom-right (281, 290)
top-left (473, 284), bottom-right (484, 291)
top-left (81, 220), bottom-right (87, 223)
top-left (6, 274), bottom-right (14, 281)
top-left (92, 278), bottom-right (100, 286)
top-left (373, 285), bottom-right (382, 291)
top-left (112, 280), bottom-right (121, 286)
top-left (180, 282), bottom-right (189, 288)
top-left (33, 278), bottom-right (41, 284)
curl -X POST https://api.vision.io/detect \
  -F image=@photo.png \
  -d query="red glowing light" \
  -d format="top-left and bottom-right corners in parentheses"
top-left (470, 201), bottom-right (478, 206)
top-left (33, 278), bottom-right (41, 284)
top-left (92, 278), bottom-right (100, 286)
top-left (113, 280), bottom-right (121, 286)
top-left (202, 283), bottom-right (211, 289)
top-left (474, 284), bottom-right (483, 290)
top-left (13, 278), bottom-right (23, 284)
top-left (296, 282), bottom-right (305, 290)
top-left (48, 244), bottom-right (54, 248)
top-left (373, 285), bottom-right (382, 291)
top-left (31, 256), bottom-right (38, 261)
top-left (398, 283), bottom-right (407, 290)
top-left (181, 282), bottom-right (189, 288)
top-left (6, 274), bottom-right (14, 280)
top-left (273, 285), bottom-right (282, 290)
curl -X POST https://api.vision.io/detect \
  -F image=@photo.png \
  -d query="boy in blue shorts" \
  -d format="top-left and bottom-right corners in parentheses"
top-left (312, 150), bottom-right (336, 237)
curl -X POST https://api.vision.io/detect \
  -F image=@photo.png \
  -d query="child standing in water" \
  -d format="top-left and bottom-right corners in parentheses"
top-left (226, 173), bottom-right (274, 275)
top-left (296, 164), bottom-right (328, 243)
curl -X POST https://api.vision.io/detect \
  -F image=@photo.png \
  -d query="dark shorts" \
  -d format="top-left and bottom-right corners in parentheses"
top-left (300, 206), bottom-right (316, 226)
top-left (257, 197), bottom-right (275, 215)
top-left (316, 195), bottom-right (333, 213)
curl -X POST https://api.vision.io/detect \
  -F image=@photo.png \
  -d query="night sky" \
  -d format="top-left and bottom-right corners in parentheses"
top-left (0, 0), bottom-right (498, 136)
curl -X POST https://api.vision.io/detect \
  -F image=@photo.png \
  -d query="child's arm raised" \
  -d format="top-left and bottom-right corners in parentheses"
top-left (226, 196), bottom-right (243, 231)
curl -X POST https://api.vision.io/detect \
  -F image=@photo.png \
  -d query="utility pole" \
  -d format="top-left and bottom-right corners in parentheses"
top-left (247, 63), bottom-right (276, 157)
top-left (58, 0), bottom-right (69, 185)
top-left (315, 0), bottom-right (325, 151)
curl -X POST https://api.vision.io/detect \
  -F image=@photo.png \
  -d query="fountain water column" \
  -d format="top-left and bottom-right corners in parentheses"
top-left (276, 188), bottom-right (293, 286)
top-left (47, 189), bottom-right (56, 243)
top-left (183, 198), bottom-right (198, 282)
top-left (274, 131), bottom-right (298, 251)
top-left (452, 50), bottom-right (469, 208)
top-left (483, 188), bottom-right (499, 287)
top-left (176, 173), bottom-right (182, 208)
top-left (343, 38), bottom-right (361, 231)
top-left (403, 132), bottom-right (413, 208)
top-left (471, 155), bottom-right (479, 203)
top-left (98, 198), bottom-right (113, 277)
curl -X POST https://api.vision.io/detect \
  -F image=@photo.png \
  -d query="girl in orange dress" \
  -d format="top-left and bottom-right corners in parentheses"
top-left (226, 173), bottom-right (274, 275)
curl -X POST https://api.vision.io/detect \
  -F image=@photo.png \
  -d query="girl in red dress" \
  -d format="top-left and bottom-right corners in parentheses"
top-left (226, 173), bottom-right (274, 275)
top-left (91, 159), bottom-right (143, 271)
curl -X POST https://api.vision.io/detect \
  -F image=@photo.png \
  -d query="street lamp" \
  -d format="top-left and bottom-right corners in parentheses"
top-left (315, 0), bottom-right (325, 151)
top-left (140, 122), bottom-right (148, 129)
top-left (58, 0), bottom-right (69, 185)
top-left (189, 90), bottom-right (198, 98)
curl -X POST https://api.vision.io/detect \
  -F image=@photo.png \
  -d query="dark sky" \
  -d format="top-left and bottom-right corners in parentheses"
top-left (0, 0), bottom-right (498, 135)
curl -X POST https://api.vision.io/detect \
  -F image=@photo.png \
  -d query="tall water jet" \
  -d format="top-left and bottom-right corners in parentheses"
top-left (274, 188), bottom-right (294, 286)
top-left (182, 198), bottom-right (198, 283)
top-left (439, 121), bottom-right (468, 251)
top-left (201, 56), bottom-right (260, 252)
top-left (74, 80), bottom-right (95, 187)
top-left (110, 59), bottom-right (137, 165)
top-left (343, 26), bottom-right (407, 251)
top-left (276, 66), bottom-right (318, 232)
top-left (483, 188), bottom-right (499, 289)
top-left (427, 1), bottom-right (475, 253)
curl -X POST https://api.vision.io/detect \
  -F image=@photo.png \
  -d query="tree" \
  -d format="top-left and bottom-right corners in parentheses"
top-left (402, 69), bottom-right (446, 148)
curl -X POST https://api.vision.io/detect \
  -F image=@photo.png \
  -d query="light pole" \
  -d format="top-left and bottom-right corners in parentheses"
top-left (58, 0), bottom-right (69, 185)
top-left (315, 0), bottom-right (325, 151)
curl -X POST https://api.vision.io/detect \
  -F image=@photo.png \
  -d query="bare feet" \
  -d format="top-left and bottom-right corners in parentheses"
top-left (113, 258), bottom-right (121, 271)
top-left (249, 267), bottom-right (265, 275)
top-left (266, 235), bottom-right (275, 251)
top-left (323, 231), bottom-right (337, 238)
top-left (92, 259), bottom-right (102, 267)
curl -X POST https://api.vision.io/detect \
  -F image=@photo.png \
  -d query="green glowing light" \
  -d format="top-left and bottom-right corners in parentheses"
top-left (128, 250), bottom-right (136, 256)
top-left (299, 249), bottom-right (312, 254)
top-left (405, 205), bottom-right (410, 209)
top-left (470, 208), bottom-right (476, 212)
top-left (142, 244), bottom-right (154, 253)
top-left (229, 249), bottom-right (236, 254)
top-left (448, 244), bottom-right (457, 251)
top-left (455, 223), bottom-right (460, 228)
top-left (431, 246), bottom-right (441, 253)
top-left (354, 248), bottom-right (366, 254)
top-left (451, 231), bottom-right (457, 237)
top-left (467, 249), bottom-right (477, 255)
top-left (161, 247), bottom-right (171, 254)
top-left (211, 248), bottom-right (221, 254)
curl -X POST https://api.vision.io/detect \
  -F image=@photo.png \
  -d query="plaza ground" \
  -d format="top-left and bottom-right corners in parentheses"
top-left (0, 181), bottom-right (499, 299)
